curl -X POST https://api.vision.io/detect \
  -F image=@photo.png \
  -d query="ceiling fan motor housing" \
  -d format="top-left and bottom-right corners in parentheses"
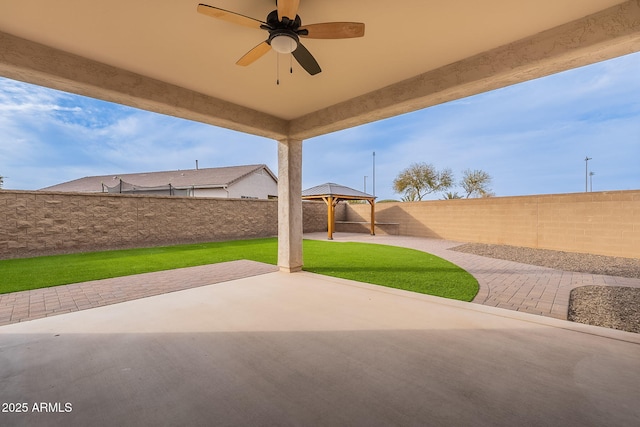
top-left (266, 9), bottom-right (301, 30)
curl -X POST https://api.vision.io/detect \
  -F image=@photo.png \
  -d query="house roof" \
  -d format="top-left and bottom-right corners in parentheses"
top-left (302, 183), bottom-right (375, 200)
top-left (40, 164), bottom-right (277, 193)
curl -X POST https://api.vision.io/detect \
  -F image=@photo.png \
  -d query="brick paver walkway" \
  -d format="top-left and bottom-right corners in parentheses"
top-left (305, 233), bottom-right (640, 320)
top-left (0, 260), bottom-right (278, 326)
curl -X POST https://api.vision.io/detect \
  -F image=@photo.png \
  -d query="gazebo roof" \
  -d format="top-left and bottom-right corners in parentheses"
top-left (302, 183), bottom-right (375, 200)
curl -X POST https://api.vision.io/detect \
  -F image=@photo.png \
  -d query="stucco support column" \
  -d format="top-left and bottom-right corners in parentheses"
top-left (277, 138), bottom-right (303, 273)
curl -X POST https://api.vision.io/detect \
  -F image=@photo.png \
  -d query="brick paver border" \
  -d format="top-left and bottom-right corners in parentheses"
top-left (0, 260), bottom-right (278, 326)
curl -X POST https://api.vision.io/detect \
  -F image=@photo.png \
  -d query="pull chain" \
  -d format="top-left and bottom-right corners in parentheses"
top-left (276, 50), bottom-right (293, 85)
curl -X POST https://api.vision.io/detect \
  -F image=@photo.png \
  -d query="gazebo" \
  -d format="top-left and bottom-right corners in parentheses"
top-left (303, 183), bottom-right (376, 240)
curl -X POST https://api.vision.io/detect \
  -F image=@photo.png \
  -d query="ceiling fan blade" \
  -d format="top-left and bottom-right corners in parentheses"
top-left (277, 0), bottom-right (300, 21)
top-left (299, 22), bottom-right (365, 39)
top-left (292, 43), bottom-right (321, 75)
top-left (197, 4), bottom-right (264, 29)
top-left (236, 41), bottom-right (271, 66)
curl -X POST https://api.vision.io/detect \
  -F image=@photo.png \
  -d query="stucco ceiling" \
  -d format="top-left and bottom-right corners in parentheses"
top-left (0, 0), bottom-right (639, 140)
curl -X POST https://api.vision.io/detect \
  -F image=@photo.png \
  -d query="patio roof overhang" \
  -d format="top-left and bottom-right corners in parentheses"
top-left (1, 0), bottom-right (639, 270)
top-left (1, 1), bottom-right (638, 140)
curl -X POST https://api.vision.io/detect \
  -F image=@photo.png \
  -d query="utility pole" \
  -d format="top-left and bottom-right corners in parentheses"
top-left (364, 176), bottom-right (367, 194)
top-left (372, 151), bottom-right (376, 197)
top-left (589, 171), bottom-right (595, 192)
top-left (584, 156), bottom-right (592, 192)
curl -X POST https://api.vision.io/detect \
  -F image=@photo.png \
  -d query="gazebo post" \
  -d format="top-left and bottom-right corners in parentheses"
top-left (327, 196), bottom-right (334, 240)
top-left (369, 199), bottom-right (375, 235)
top-left (332, 197), bottom-right (340, 239)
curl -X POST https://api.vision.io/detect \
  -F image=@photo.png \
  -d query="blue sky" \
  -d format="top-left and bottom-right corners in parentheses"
top-left (1, 51), bottom-right (638, 200)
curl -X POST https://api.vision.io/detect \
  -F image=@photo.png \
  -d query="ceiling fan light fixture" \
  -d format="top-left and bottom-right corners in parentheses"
top-left (270, 33), bottom-right (298, 54)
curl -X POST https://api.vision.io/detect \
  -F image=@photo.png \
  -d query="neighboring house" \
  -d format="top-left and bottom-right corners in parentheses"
top-left (40, 164), bottom-right (278, 199)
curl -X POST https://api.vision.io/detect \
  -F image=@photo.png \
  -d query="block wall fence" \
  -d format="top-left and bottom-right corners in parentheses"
top-left (0, 190), bottom-right (327, 259)
top-left (2, 190), bottom-right (639, 260)
top-left (343, 190), bottom-right (640, 259)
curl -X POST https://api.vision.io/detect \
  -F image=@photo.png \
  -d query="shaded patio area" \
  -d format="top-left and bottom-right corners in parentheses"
top-left (1, 259), bottom-right (639, 426)
top-left (2, 3), bottom-right (639, 423)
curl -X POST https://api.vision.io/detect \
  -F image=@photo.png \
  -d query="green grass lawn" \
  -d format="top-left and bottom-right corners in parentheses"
top-left (303, 240), bottom-right (478, 301)
top-left (0, 238), bottom-right (478, 301)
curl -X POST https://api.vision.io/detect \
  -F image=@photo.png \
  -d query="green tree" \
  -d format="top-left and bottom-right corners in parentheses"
top-left (461, 169), bottom-right (493, 198)
top-left (0, 175), bottom-right (4, 189)
top-left (393, 163), bottom-right (454, 201)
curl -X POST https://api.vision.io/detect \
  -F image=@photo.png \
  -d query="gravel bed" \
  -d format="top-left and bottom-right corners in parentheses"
top-left (451, 243), bottom-right (640, 278)
top-left (568, 286), bottom-right (640, 333)
top-left (451, 243), bottom-right (640, 334)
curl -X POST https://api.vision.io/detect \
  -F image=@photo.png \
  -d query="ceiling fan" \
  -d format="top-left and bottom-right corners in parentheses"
top-left (197, 0), bottom-right (365, 76)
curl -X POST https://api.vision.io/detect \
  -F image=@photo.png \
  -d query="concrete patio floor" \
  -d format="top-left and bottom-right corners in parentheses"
top-left (1, 267), bottom-right (639, 426)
